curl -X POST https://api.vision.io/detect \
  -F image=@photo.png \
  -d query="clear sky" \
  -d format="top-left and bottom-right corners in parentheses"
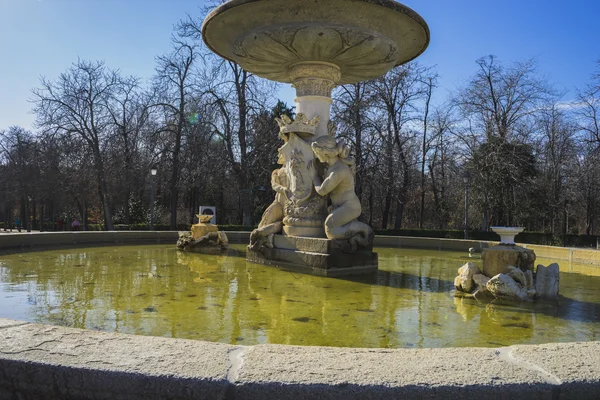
top-left (1, 0), bottom-right (598, 131)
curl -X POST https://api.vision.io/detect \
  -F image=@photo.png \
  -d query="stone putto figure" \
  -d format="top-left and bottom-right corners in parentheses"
top-left (311, 135), bottom-right (374, 251)
top-left (249, 149), bottom-right (290, 251)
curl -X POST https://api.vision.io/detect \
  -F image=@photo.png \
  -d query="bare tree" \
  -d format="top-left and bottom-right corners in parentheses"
top-left (177, 14), bottom-right (276, 226)
top-left (107, 75), bottom-right (152, 224)
top-left (536, 104), bottom-right (578, 233)
top-left (31, 59), bottom-right (119, 230)
top-left (369, 63), bottom-right (430, 229)
top-left (457, 55), bottom-right (553, 142)
top-left (427, 106), bottom-right (455, 229)
top-left (455, 56), bottom-right (554, 230)
top-left (153, 38), bottom-right (198, 229)
top-left (418, 74), bottom-right (438, 228)
top-left (333, 82), bottom-right (374, 199)
top-left (577, 60), bottom-right (600, 146)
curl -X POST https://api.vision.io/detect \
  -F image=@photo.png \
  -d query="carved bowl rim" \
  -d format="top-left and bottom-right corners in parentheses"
top-left (202, 0), bottom-right (430, 83)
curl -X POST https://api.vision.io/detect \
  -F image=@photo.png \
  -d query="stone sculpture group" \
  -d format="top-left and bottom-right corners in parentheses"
top-left (454, 232), bottom-right (560, 302)
top-left (177, 214), bottom-right (229, 254)
top-left (249, 114), bottom-right (373, 254)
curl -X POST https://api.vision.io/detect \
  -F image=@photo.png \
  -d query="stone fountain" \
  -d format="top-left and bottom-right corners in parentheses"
top-left (202, 0), bottom-right (429, 275)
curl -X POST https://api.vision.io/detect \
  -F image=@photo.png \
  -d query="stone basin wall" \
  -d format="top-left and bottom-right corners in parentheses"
top-left (1, 317), bottom-right (599, 399)
top-left (1, 232), bottom-right (600, 398)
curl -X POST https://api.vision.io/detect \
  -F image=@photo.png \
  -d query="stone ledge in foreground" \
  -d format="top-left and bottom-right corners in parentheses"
top-left (0, 318), bottom-right (599, 399)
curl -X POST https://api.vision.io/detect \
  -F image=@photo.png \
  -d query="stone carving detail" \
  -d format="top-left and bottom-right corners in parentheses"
top-left (311, 135), bottom-right (374, 252)
top-left (177, 214), bottom-right (229, 253)
top-left (276, 113), bottom-right (320, 137)
top-left (288, 62), bottom-right (341, 83)
top-left (486, 273), bottom-right (531, 302)
top-left (249, 150), bottom-right (289, 251)
top-left (231, 25), bottom-right (399, 84)
top-left (250, 113), bottom-right (373, 251)
top-left (293, 78), bottom-right (337, 97)
top-left (177, 231), bottom-right (229, 253)
top-left (454, 237), bottom-right (559, 302)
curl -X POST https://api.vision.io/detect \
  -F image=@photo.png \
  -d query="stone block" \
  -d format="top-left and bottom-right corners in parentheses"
top-left (482, 245), bottom-right (536, 277)
top-left (472, 273), bottom-right (490, 288)
top-left (247, 235), bottom-right (377, 276)
top-left (486, 274), bottom-right (529, 301)
top-left (191, 223), bottom-right (218, 240)
top-left (455, 262), bottom-right (481, 293)
top-left (535, 263), bottom-right (559, 300)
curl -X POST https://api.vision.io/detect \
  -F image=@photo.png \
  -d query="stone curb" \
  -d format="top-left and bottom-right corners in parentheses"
top-left (2, 231), bottom-right (599, 268)
top-left (0, 319), bottom-right (599, 399)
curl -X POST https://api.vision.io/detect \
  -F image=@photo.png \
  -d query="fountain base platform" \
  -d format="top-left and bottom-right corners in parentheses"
top-left (247, 234), bottom-right (378, 276)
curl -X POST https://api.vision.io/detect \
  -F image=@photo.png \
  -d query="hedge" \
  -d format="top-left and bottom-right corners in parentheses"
top-left (374, 229), bottom-right (599, 248)
top-left (1, 221), bottom-right (598, 248)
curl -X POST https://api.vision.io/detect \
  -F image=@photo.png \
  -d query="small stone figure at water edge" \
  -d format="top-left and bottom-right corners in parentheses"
top-left (454, 227), bottom-right (559, 302)
top-left (311, 135), bottom-right (374, 252)
top-left (177, 214), bottom-right (229, 254)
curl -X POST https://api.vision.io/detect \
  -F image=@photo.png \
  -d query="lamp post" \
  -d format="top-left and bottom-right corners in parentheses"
top-left (463, 173), bottom-right (470, 240)
top-left (27, 196), bottom-right (32, 233)
top-left (150, 167), bottom-right (157, 230)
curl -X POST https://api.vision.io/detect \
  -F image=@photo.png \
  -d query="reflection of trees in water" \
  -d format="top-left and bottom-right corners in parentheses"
top-left (452, 275), bottom-right (600, 346)
top-left (0, 246), bottom-right (195, 336)
top-left (2, 246), bottom-right (600, 347)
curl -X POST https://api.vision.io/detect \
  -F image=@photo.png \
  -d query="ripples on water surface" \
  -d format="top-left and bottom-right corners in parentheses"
top-left (1, 244), bottom-right (599, 348)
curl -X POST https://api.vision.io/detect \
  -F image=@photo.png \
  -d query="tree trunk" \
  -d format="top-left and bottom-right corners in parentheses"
top-left (353, 83), bottom-right (363, 199)
top-left (93, 150), bottom-right (114, 230)
top-left (394, 151), bottom-right (410, 230)
top-left (482, 190), bottom-right (489, 231)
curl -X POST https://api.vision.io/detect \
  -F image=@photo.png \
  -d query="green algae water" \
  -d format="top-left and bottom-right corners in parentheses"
top-left (1, 244), bottom-right (599, 348)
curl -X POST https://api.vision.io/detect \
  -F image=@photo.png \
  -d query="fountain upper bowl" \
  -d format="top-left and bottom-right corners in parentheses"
top-left (202, 0), bottom-right (430, 84)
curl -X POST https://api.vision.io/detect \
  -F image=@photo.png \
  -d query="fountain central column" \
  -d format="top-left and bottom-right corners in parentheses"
top-left (289, 62), bottom-right (341, 138)
top-left (277, 63), bottom-right (341, 238)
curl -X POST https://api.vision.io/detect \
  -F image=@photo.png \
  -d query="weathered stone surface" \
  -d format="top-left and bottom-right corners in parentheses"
top-left (472, 273), bottom-right (490, 288)
top-left (203, 0), bottom-right (430, 85)
top-left (191, 221), bottom-right (218, 240)
top-left (507, 266), bottom-right (527, 286)
top-left (2, 318), bottom-right (600, 398)
top-left (247, 244), bottom-right (378, 276)
top-left (525, 269), bottom-right (534, 289)
top-left (482, 245), bottom-right (536, 277)
top-left (454, 262), bottom-right (481, 293)
top-left (511, 341), bottom-right (600, 398)
top-left (0, 320), bottom-right (231, 399)
top-left (486, 274), bottom-right (529, 301)
top-left (235, 344), bottom-right (554, 399)
top-left (177, 231), bottom-right (229, 253)
top-left (535, 263), bottom-right (560, 300)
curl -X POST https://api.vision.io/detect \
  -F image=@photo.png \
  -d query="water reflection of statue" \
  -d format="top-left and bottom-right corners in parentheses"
top-left (249, 150), bottom-right (290, 250)
top-left (311, 136), bottom-right (374, 251)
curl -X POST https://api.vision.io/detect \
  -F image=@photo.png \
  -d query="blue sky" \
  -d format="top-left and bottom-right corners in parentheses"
top-left (1, 0), bottom-right (598, 130)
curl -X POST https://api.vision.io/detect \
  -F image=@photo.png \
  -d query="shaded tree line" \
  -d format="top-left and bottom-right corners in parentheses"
top-left (1, 12), bottom-right (599, 237)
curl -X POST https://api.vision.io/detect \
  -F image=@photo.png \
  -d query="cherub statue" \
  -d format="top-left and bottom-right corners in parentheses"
top-left (249, 149), bottom-right (290, 250)
top-left (311, 135), bottom-right (373, 252)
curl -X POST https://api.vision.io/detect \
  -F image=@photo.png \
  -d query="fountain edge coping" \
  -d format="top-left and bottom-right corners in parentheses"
top-left (1, 318), bottom-right (599, 399)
